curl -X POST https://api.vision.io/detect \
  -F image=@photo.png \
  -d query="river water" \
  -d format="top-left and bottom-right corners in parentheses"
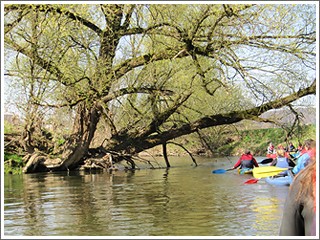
top-left (2, 156), bottom-right (290, 238)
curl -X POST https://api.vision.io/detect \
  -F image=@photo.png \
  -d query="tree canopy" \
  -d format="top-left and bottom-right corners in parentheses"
top-left (3, 3), bottom-right (316, 172)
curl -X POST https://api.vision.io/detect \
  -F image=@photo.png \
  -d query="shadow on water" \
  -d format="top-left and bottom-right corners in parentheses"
top-left (3, 156), bottom-right (289, 237)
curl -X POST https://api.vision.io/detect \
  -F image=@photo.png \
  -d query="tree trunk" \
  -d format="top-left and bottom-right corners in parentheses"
top-left (60, 103), bottom-right (102, 170)
top-left (23, 102), bottom-right (101, 173)
top-left (162, 143), bottom-right (170, 168)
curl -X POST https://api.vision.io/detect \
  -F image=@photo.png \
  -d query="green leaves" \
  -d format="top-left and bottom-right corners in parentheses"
top-left (4, 3), bottom-right (316, 159)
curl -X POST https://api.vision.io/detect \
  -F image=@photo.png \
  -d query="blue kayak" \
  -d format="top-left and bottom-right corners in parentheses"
top-left (265, 174), bottom-right (293, 186)
top-left (238, 168), bottom-right (253, 175)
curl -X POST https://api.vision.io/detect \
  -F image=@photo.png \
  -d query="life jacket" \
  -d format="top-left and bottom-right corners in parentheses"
top-left (240, 154), bottom-right (255, 169)
top-left (276, 157), bottom-right (289, 168)
top-left (267, 145), bottom-right (274, 154)
top-left (304, 149), bottom-right (316, 167)
top-left (276, 157), bottom-right (289, 175)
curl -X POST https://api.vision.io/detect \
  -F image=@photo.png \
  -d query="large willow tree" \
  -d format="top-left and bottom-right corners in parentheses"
top-left (3, 3), bottom-right (316, 172)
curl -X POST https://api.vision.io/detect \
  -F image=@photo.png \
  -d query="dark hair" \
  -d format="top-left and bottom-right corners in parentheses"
top-left (304, 139), bottom-right (315, 148)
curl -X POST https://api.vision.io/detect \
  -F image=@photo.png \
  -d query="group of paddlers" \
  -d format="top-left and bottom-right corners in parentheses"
top-left (231, 138), bottom-right (316, 236)
top-left (267, 140), bottom-right (316, 176)
top-left (277, 139), bottom-right (316, 236)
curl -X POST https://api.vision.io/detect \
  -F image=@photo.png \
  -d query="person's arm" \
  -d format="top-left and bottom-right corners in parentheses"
top-left (233, 157), bottom-right (242, 169)
top-left (252, 157), bottom-right (259, 167)
top-left (292, 154), bottom-right (307, 174)
top-left (270, 158), bottom-right (277, 166)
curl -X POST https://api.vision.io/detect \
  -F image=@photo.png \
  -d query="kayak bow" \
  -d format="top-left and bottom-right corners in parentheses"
top-left (252, 166), bottom-right (289, 179)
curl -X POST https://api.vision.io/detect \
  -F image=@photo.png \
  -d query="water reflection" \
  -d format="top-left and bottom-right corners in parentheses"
top-left (3, 156), bottom-right (289, 237)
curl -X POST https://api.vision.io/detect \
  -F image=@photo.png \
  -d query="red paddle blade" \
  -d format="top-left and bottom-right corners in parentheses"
top-left (244, 178), bottom-right (259, 184)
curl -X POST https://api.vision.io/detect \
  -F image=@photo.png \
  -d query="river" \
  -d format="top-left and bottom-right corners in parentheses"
top-left (2, 156), bottom-right (289, 238)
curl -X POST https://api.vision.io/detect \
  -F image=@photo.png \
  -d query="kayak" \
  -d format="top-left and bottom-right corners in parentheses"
top-left (265, 173), bottom-right (293, 186)
top-left (238, 168), bottom-right (253, 175)
top-left (267, 152), bottom-right (291, 159)
top-left (267, 153), bottom-right (277, 159)
top-left (252, 166), bottom-right (288, 179)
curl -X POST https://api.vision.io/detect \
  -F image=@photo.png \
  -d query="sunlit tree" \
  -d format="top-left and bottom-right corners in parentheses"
top-left (3, 3), bottom-right (316, 172)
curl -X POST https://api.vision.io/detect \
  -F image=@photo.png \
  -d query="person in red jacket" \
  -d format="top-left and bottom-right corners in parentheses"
top-left (232, 149), bottom-right (259, 169)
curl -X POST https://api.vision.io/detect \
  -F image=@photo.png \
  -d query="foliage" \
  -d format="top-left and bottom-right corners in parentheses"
top-left (216, 124), bottom-right (316, 156)
top-left (4, 121), bottom-right (16, 134)
top-left (4, 153), bottom-right (24, 174)
top-left (3, 3), bottom-right (316, 172)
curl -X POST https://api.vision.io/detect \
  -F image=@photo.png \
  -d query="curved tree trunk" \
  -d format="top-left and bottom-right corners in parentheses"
top-left (60, 104), bottom-right (101, 170)
top-left (23, 80), bottom-right (316, 173)
top-left (23, 102), bottom-right (101, 173)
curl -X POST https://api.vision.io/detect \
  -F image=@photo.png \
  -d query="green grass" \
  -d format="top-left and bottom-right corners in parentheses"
top-left (218, 124), bottom-right (316, 156)
top-left (4, 153), bottom-right (24, 174)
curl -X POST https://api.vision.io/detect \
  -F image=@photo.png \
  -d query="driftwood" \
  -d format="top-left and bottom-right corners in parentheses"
top-left (22, 152), bottom-right (116, 173)
top-left (22, 152), bottom-right (65, 173)
top-left (23, 153), bottom-right (47, 173)
top-left (78, 153), bottom-right (116, 172)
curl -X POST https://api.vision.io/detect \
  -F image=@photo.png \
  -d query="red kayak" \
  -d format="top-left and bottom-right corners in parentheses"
top-left (267, 153), bottom-right (277, 159)
top-left (267, 152), bottom-right (290, 159)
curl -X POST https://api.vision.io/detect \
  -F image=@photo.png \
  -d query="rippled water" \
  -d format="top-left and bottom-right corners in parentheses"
top-left (3, 156), bottom-right (289, 237)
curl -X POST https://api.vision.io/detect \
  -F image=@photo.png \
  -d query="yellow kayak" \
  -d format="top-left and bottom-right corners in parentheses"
top-left (252, 166), bottom-right (288, 179)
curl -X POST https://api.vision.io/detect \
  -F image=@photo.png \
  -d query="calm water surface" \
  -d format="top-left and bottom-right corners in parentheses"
top-left (3, 156), bottom-right (289, 237)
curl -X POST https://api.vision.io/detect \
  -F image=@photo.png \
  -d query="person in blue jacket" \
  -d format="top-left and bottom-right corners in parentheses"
top-left (270, 148), bottom-right (290, 176)
top-left (292, 139), bottom-right (315, 175)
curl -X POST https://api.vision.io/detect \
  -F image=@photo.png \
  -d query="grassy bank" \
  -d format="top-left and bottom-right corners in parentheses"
top-left (4, 153), bottom-right (24, 174)
top-left (217, 124), bottom-right (316, 156)
top-left (142, 124), bottom-right (317, 157)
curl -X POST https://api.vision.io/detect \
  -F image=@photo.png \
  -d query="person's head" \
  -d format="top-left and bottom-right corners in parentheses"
top-left (276, 148), bottom-right (286, 157)
top-left (304, 139), bottom-right (315, 150)
top-left (244, 149), bottom-right (251, 155)
top-left (277, 144), bottom-right (284, 149)
top-left (304, 139), bottom-right (316, 160)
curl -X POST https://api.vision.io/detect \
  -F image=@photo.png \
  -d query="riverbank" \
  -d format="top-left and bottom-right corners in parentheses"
top-left (4, 124), bottom-right (316, 174)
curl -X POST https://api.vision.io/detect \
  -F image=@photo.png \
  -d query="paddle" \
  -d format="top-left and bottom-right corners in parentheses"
top-left (288, 153), bottom-right (301, 167)
top-left (258, 158), bottom-right (273, 164)
top-left (212, 168), bottom-right (234, 174)
top-left (244, 178), bottom-right (259, 184)
top-left (212, 158), bottom-right (273, 174)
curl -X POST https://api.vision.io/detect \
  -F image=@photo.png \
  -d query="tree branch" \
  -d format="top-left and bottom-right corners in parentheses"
top-left (121, 80), bottom-right (316, 152)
